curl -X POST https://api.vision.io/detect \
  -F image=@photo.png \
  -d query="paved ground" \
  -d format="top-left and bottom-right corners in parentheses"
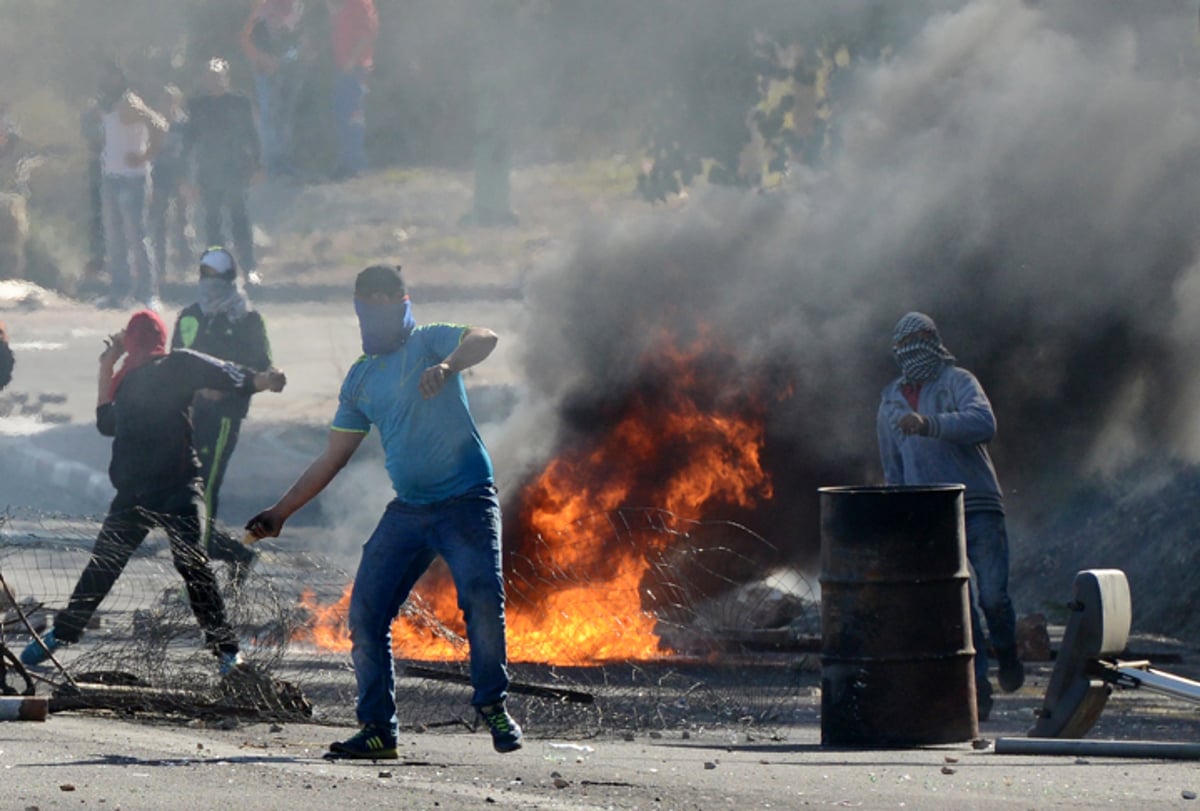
top-left (5, 673), bottom-right (1200, 811)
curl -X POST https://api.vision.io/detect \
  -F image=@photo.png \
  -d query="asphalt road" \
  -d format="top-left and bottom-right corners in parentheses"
top-left (5, 687), bottom-right (1200, 811)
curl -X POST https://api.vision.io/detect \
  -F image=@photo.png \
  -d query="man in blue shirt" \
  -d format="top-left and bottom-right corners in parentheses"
top-left (877, 311), bottom-right (1023, 723)
top-left (245, 264), bottom-right (521, 759)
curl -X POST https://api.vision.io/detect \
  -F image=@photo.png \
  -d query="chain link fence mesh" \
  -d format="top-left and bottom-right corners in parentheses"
top-left (1, 507), bottom-right (819, 738)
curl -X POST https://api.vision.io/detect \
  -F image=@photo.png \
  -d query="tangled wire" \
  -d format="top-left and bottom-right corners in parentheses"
top-left (1, 507), bottom-right (819, 737)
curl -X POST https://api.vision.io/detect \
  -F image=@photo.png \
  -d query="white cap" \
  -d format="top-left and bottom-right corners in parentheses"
top-left (199, 248), bottom-right (235, 276)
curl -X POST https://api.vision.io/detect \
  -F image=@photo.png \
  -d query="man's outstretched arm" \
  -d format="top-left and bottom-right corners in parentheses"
top-left (245, 428), bottom-right (366, 540)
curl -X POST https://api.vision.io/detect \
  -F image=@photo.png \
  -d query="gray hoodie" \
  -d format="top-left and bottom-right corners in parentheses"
top-left (877, 363), bottom-right (1004, 514)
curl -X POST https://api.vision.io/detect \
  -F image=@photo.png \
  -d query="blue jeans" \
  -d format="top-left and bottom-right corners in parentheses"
top-left (965, 510), bottom-right (1017, 693)
top-left (101, 174), bottom-right (155, 301)
top-left (255, 68), bottom-right (299, 175)
top-left (332, 69), bottom-right (368, 176)
top-left (348, 485), bottom-right (509, 736)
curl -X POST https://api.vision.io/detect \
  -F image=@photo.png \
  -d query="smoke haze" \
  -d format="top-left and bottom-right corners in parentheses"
top-left (505, 0), bottom-right (1200, 562)
top-left (5, 1), bottom-right (1200, 569)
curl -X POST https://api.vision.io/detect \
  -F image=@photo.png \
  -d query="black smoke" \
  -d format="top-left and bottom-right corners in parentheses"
top-left (501, 0), bottom-right (1200, 568)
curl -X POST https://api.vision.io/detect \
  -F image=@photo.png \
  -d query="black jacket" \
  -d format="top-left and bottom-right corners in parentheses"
top-left (172, 305), bottom-right (271, 421)
top-left (98, 350), bottom-right (258, 494)
top-left (182, 92), bottom-right (260, 187)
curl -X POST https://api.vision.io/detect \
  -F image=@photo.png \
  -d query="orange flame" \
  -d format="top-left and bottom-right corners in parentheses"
top-left (295, 333), bottom-right (776, 664)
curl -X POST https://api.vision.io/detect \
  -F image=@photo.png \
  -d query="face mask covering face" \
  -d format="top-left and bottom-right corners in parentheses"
top-left (355, 296), bottom-right (415, 355)
top-left (198, 276), bottom-right (247, 318)
top-left (894, 336), bottom-right (949, 383)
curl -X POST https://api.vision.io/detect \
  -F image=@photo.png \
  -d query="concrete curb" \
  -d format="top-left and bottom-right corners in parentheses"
top-left (1, 433), bottom-right (113, 512)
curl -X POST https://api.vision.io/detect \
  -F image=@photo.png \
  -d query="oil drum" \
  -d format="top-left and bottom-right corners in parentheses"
top-left (818, 484), bottom-right (978, 746)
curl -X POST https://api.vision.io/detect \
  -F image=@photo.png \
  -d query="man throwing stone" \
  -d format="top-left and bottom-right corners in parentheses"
top-left (245, 264), bottom-right (521, 758)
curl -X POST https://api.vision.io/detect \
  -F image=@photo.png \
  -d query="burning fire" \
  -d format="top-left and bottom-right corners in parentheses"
top-left (295, 333), bottom-right (779, 664)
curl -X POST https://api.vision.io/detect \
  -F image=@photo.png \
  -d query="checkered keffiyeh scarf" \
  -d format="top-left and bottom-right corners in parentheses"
top-left (892, 312), bottom-right (955, 383)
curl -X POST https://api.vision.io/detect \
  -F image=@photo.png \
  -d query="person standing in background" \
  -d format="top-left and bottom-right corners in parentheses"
top-left (325, 0), bottom-right (377, 180)
top-left (182, 59), bottom-right (263, 287)
top-left (148, 85), bottom-right (192, 281)
top-left (95, 61), bottom-right (166, 311)
top-left (242, 0), bottom-right (307, 178)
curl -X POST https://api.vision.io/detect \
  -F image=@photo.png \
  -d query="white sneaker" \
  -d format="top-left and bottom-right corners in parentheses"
top-left (142, 296), bottom-right (163, 313)
top-left (245, 271), bottom-right (263, 287)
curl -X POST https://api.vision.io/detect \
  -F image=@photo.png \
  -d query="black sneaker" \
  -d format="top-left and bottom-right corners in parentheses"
top-left (996, 646), bottom-right (1025, 693)
top-left (325, 726), bottom-right (398, 760)
top-left (478, 703), bottom-right (523, 753)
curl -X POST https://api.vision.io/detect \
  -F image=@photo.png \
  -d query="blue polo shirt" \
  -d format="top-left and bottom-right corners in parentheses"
top-left (332, 323), bottom-right (494, 504)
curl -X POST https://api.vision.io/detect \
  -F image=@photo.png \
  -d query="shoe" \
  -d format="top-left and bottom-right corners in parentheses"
top-left (20, 628), bottom-right (61, 666)
top-left (245, 271), bottom-right (263, 287)
top-left (976, 681), bottom-right (994, 723)
top-left (142, 296), bottom-right (163, 313)
top-left (325, 726), bottom-right (398, 760)
top-left (478, 702), bottom-right (523, 753)
top-left (997, 646), bottom-right (1025, 693)
top-left (218, 650), bottom-right (244, 676)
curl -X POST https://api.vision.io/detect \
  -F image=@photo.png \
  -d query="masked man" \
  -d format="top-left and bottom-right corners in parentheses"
top-left (246, 264), bottom-right (521, 759)
top-left (172, 246), bottom-right (273, 583)
top-left (877, 311), bottom-right (1023, 723)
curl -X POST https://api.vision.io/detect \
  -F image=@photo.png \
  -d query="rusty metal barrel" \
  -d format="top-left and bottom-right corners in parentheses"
top-left (818, 484), bottom-right (978, 746)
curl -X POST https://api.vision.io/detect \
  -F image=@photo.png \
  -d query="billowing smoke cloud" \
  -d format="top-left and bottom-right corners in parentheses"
top-left (500, 0), bottom-right (1200, 564)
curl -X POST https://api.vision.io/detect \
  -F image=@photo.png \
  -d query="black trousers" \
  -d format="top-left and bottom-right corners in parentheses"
top-left (53, 483), bottom-right (238, 655)
top-left (149, 165), bottom-right (191, 278)
top-left (200, 183), bottom-right (255, 273)
top-left (193, 400), bottom-right (253, 565)
top-left (85, 156), bottom-right (105, 266)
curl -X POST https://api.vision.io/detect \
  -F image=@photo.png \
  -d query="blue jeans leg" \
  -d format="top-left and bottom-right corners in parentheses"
top-left (102, 175), bottom-right (154, 301)
top-left (254, 72), bottom-right (278, 172)
top-left (257, 69), bottom-right (299, 175)
top-left (347, 488), bottom-right (510, 735)
top-left (100, 177), bottom-right (129, 297)
top-left (348, 503), bottom-right (437, 737)
top-left (434, 488), bottom-right (509, 708)
top-left (965, 510), bottom-right (1017, 689)
top-left (332, 70), bottom-right (367, 175)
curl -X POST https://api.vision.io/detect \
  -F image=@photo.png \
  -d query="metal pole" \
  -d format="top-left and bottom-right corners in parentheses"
top-left (1114, 665), bottom-right (1200, 704)
top-left (996, 737), bottom-right (1200, 760)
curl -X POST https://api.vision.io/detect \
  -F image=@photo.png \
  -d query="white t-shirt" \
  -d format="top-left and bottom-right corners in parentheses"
top-left (100, 99), bottom-right (150, 178)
